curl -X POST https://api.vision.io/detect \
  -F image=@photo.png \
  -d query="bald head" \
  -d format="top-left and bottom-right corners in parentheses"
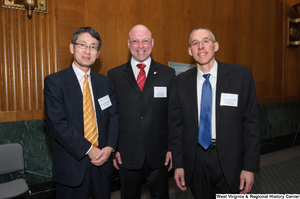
top-left (128, 24), bottom-right (152, 40)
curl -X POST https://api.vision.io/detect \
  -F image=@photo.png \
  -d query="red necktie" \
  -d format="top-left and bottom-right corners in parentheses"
top-left (137, 64), bottom-right (146, 91)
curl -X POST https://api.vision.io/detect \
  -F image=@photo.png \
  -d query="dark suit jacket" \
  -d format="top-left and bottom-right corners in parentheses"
top-left (107, 60), bottom-right (175, 170)
top-left (169, 61), bottom-right (260, 193)
top-left (44, 66), bottom-right (119, 187)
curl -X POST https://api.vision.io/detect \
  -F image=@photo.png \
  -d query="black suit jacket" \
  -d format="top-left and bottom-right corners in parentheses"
top-left (107, 60), bottom-right (175, 170)
top-left (169, 61), bottom-right (260, 193)
top-left (44, 66), bottom-right (119, 187)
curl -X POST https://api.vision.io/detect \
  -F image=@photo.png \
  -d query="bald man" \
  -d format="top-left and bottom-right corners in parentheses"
top-left (107, 25), bottom-right (175, 199)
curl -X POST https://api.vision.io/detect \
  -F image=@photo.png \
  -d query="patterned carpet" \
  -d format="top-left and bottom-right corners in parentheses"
top-left (14, 156), bottom-right (300, 199)
top-left (169, 156), bottom-right (300, 198)
top-left (251, 156), bottom-right (300, 193)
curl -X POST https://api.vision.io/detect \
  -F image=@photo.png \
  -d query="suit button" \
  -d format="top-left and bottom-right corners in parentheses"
top-left (193, 150), bottom-right (196, 154)
top-left (140, 101), bottom-right (143, 103)
top-left (141, 117), bottom-right (144, 119)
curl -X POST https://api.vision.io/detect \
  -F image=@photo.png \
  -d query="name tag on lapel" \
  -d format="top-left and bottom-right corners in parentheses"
top-left (98, 95), bottom-right (112, 110)
top-left (220, 93), bottom-right (238, 107)
top-left (154, 87), bottom-right (167, 98)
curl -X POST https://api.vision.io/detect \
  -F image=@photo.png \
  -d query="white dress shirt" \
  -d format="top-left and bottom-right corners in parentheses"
top-left (131, 57), bottom-right (152, 79)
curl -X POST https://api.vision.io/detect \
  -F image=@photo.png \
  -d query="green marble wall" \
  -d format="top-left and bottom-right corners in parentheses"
top-left (0, 101), bottom-right (299, 186)
top-left (0, 120), bottom-right (53, 185)
top-left (259, 101), bottom-right (300, 140)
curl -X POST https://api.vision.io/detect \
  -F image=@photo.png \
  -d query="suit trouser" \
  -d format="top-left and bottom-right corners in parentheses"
top-left (56, 157), bottom-right (111, 199)
top-left (119, 159), bottom-right (169, 199)
top-left (190, 143), bottom-right (231, 199)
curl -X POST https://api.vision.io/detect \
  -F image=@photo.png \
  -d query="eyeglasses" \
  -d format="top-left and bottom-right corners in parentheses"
top-left (190, 38), bottom-right (214, 47)
top-left (74, 43), bottom-right (98, 51)
top-left (130, 39), bottom-right (151, 45)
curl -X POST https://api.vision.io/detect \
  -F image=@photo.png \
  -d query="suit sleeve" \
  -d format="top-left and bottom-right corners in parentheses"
top-left (167, 69), bottom-right (176, 152)
top-left (169, 78), bottom-right (184, 168)
top-left (104, 77), bottom-right (120, 150)
top-left (242, 67), bottom-right (260, 172)
top-left (44, 75), bottom-right (91, 160)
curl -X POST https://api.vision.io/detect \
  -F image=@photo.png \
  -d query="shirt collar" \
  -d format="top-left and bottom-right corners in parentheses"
top-left (131, 57), bottom-right (152, 69)
top-left (197, 60), bottom-right (218, 80)
top-left (72, 62), bottom-right (91, 82)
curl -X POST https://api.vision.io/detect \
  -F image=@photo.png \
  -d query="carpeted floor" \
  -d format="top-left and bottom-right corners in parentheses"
top-left (169, 156), bottom-right (300, 198)
top-left (14, 153), bottom-right (300, 199)
top-left (251, 156), bottom-right (300, 193)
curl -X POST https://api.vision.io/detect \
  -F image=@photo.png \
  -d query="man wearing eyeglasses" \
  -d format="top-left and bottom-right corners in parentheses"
top-left (169, 27), bottom-right (260, 198)
top-left (44, 27), bottom-right (119, 199)
top-left (107, 24), bottom-right (175, 199)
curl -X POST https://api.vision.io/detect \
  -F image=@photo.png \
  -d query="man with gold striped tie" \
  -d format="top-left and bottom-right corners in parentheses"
top-left (44, 27), bottom-right (119, 199)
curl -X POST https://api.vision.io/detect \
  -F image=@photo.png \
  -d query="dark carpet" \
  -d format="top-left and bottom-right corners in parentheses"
top-left (170, 156), bottom-right (300, 198)
top-left (251, 156), bottom-right (300, 193)
top-left (13, 156), bottom-right (300, 198)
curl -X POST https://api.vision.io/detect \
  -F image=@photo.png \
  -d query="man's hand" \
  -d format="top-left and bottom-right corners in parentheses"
top-left (174, 168), bottom-right (187, 191)
top-left (239, 170), bottom-right (254, 194)
top-left (165, 151), bottom-right (172, 171)
top-left (113, 151), bottom-right (122, 170)
top-left (87, 147), bottom-right (101, 161)
top-left (89, 146), bottom-right (114, 167)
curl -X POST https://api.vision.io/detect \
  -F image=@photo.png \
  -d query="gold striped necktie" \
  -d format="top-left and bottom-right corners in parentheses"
top-left (83, 74), bottom-right (98, 147)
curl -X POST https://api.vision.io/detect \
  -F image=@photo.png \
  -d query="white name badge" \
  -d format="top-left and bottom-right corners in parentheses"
top-left (220, 93), bottom-right (238, 107)
top-left (98, 95), bottom-right (112, 110)
top-left (154, 87), bottom-right (167, 98)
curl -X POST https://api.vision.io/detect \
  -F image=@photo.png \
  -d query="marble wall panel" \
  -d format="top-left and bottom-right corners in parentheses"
top-left (0, 120), bottom-right (53, 184)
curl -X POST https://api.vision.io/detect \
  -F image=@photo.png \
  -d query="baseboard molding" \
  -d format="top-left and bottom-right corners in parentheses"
top-left (260, 133), bottom-right (300, 154)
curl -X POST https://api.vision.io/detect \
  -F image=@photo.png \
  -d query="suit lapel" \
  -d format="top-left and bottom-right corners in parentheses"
top-left (90, 71), bottom-right (104, 125)
top-left (90, 71), bottom-right (102, 105)
top-left (183, 62), bottom-right (231, 135)
top-left (123, 60), bottom-right (159, 95)
top-left (185, 68), bottom-right (199, 128)
top-left (216, 61), bottom-right (230, 129)
top-left (66, 66), bottom-right (83, 117)
top-left (123, 62), bottom-right (141, 93)
top-left (142, 60), bottom-right (158, 93)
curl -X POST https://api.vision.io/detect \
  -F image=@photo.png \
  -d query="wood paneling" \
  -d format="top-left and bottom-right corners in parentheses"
top-left (1, 0), bottom-right (300, 122)
top-left (0, 0), bottom-right (58, 122)
top-left (56, 0), bottom-right (300, 104)
top-left (283, 0), bottom-right (300, 102)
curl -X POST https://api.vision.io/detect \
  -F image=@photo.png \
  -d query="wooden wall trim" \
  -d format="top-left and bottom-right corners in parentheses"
top-left (0, 110), bottom-right (45, 123)
top-left (0, 0), bottom-right (58, 122)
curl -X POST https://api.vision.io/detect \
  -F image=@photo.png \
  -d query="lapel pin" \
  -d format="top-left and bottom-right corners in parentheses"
top-left (154, 72), bottom-right (157, 74)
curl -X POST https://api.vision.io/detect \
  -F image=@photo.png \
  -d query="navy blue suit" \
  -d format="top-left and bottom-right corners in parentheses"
top-left (44, 66), bottom-right (119, 197)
